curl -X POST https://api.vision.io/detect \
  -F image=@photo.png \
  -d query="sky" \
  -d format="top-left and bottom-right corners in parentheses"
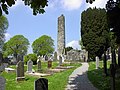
top-left (4, 0), bottom-right (108, 54)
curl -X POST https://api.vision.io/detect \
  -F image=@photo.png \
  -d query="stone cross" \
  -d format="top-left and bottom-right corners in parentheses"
top-left (16, 61), bottom-right (25, 81)
top-left (59, 56), bottom-right (62, 66)
top-left (0, 76), bottom-right (6, 90)
top-left (27, 60), bottom-right (33, 73)
top-left (34, 78), bottom-right (48, 90)
top-left (96, 56), bottom-right (99, 69)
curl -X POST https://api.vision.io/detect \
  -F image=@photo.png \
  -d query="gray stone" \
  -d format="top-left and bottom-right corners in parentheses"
top-left (34, 78), bottom-right (48, 90)
top-left (59, 56), bottom-right (62, 66)
top-left (57, 14), bottom-right (65, 56)
top-left (5, 68), bottom-right (15, 73)
top-left (44, 55), bottom-right (48, 61)
top-left (37, 60), bottom-right (41, 72)
top-left (27, 60), bottom-right (33, 73)
top-left (96, 56), bottom-right (99, 69)
top-left (0, 76), bottom-right (6, 90)
top-left (16, 61), bottom-right (25, 81)
top-left (53, 52), bottom-right (57, 61)
top-left (0, 63), bottom-right (5, 73)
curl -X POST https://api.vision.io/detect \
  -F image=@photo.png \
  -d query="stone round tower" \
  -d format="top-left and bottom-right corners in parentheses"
top-left (57, 14), bottom-right (65, 56)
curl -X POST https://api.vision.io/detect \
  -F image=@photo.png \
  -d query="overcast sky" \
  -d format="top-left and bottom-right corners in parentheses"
top-left (5, 0), bottom-right (108, 53)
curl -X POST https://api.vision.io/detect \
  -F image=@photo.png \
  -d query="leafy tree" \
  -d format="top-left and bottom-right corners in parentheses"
top-left (32, 35), bottom-right (54, 56)
top-left (81, 7), bottom-right (110, 76)
top-left (3, 35), bottom-right (29, 62)
top-left (24, 53), bottom-right (37, 65)
top-left (86, 0), bottom-right (95, 4)
top-left (0, 15), bottom-right (8, 52)
top-left (0, 0), bottom-right (48, 16)
top-left (65, 47), bottom-right (73, 52)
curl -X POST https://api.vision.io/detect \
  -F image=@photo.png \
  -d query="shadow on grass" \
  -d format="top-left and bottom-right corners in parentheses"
top-left (66, 72), bottom-right (98, 90)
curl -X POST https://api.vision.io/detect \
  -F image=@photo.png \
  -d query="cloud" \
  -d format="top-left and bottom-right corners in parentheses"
top-left (5, 33), bottom-right (12, 41)
top-left (10, 0), bottom-right (24, 8)
top-left (86, 0), bottom-right (108, 8)
top-left (61, 0), bottom-right (83, 10)
top-left (66, 40), bottom-right (80, 50)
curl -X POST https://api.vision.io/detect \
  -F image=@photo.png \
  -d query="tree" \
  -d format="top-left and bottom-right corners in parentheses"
top-left (24, 53), bottom-right (37, 65)
top-left (0, 0), bottom-right (48, 16)
top-left (32, 35), bottom-right (54, 56)
top-left (81, 7), bottom-right (110, 75)
top-left (3, 35), bottom-right (29, 62)
top-left (106, 0), bottom-right (120, 66)
top-left (79, 40), bottom-right (85, 50)
top-left (0, 15), bottom-right (8, 52)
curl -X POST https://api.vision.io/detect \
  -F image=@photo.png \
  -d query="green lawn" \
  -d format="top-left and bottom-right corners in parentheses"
top-left (0, 62), bottom-right (81, 90)
top-left (88, 60), bottom-right (120, 90)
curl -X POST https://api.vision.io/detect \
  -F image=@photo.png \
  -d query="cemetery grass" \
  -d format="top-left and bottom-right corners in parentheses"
top-left (88, 61), bottom-right (120, 90)
top-left (46, 63), bottom-right (82, 90)
top-left (0, 62), bottom-right (81, 90)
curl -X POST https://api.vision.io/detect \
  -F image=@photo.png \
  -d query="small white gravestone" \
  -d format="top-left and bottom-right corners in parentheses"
top-left (96, 56), bottom-right (99, 69)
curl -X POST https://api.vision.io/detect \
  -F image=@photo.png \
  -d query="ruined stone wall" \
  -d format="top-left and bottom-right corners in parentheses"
top-left (57, 14), bottom-right (65, 56)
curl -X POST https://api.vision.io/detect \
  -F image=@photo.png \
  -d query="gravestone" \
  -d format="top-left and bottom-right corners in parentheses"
top-left (34, 78), bottom-right (48, 90)
top-left (62, 55), bottom-right (65, 62)
top-left (0, 76), bottom-right (6, 90)
top-left (96, 56), bottom-right (99, 69)
top-left (44, 55), bottom-right (48, 61)
top-left (16, 61), bottom-right (25, 81)
top-left (37, 60), bottom-right (41, 72)
top-left (59, 56), bottom-right (62, 66)
top-left (48, 60), bottom-right (52, 69)
top-left (53, 52), bottom-right (57, 61)
top-left (27, 60), bottom-right (33, 73)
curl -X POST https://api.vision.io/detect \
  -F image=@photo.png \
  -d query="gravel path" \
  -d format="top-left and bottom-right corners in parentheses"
top-left (65, 62), bottom-right (98, 90)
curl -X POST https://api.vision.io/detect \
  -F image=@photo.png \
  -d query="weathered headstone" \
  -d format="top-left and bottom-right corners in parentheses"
top-left (34, 78), bottom-right (48, 90)
top-left (0, 76), bottom-right (6, 90)
top-left (62, 55), bottom-right (65, 62)
top-left (48, 60), bottom-right (52, 69)
top-left (27, 60), bottom-right (33, 73)
top-left (16, 61), bottom-right (25, 81)
top-left (53, 52), bottom-right (57, 61)
top-left (44, 55), bottom-right (48, 61)
top-left (59, 56), bottom-right (62, 66)
top-left (37, 60), bottom-right (41, 72)
top-left (96, 56), bottom-right (99, 69)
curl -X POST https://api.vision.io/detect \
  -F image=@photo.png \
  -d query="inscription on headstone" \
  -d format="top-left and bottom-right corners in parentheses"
top-left (34, 78), bottom-right (48, 90)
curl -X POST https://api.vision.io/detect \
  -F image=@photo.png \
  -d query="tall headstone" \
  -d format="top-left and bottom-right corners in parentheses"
top-left (53, 52), bottom-right (57, 61)
top-left (27, 60), bottom-right (33, 73)
top-left (16, 61), bottom-right (25, 81)
top-left (96, 56), bottom-right (99, 69)
top-left (0, 76), bottom-right (6, 90)
top-left (37, 60), bottom-right (41, 72)
top-left (44, 55), bottom-right (48, 61)
top-left (57, 14), bottom-right (65, 56)
top-left (34, 78), bottom-right (48, 90)
top-left (59, 56), bottom-right (62, 66)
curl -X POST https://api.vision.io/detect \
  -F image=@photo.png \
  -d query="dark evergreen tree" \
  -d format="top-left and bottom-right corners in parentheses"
top-left (81, 7), bottom-right (110, 76)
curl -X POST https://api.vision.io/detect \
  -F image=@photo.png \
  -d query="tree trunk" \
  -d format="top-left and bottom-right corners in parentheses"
top-left (118, 46), bottom-right (120, 66)
top-left (111, 48), bottom-right (117, 67)
top-left (104, 51), bottom-right (108, 76)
